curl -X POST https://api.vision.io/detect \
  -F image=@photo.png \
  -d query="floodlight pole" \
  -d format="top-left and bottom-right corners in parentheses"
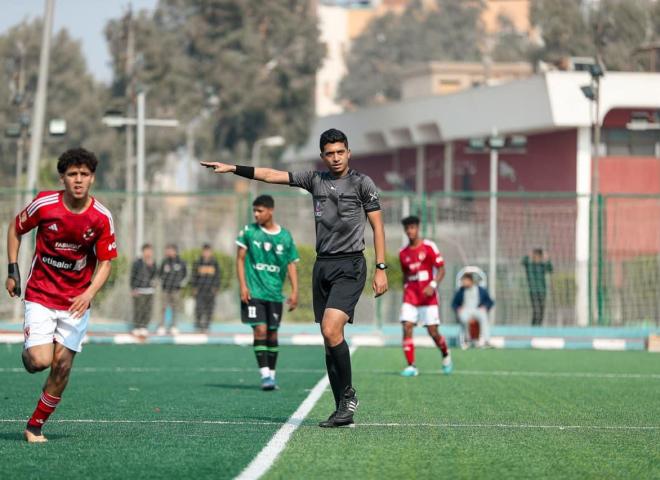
top-left (136, 91), bottom-right (146, 257)
top-left (488, 128), bottom-right (499, 322)
top-left (25, 0), bottom-right (55, 199)
top-left (103, 93), bottom-right (179, 256)
top-left (591, 72), bottom-right (602, 325)
top-left (250, 136), bottom-right (285, 198)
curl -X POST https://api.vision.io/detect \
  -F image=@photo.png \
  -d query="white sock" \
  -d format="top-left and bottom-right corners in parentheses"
top-left (260, 367), bottom-right (270, 379)
top-left (270, 369), bottom-right (276, 380)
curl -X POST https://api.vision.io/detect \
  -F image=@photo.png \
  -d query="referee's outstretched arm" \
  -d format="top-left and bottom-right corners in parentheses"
top-left (200, 162), bottom-right (289, 184)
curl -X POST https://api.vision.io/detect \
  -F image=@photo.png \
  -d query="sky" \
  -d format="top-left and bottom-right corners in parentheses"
top-left (0, 0), bottom-right (158, 84)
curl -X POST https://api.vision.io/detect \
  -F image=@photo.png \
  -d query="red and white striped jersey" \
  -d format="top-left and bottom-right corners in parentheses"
top-left (399, 239), bottom-right (444, 306)
top-left (15, 191), bottom-right (117, 310)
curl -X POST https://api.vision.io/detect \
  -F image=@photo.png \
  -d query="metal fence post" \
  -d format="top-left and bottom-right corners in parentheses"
top-left (597, 193), bottom-right (606, 325)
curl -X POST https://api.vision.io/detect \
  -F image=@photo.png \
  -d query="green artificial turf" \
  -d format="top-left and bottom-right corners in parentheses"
top-left (1, 344), bottom-right (658, 479)
top-left (0, 344), bottom-right (326, 479)
top-left (266, 348), bottom-right (660, 480)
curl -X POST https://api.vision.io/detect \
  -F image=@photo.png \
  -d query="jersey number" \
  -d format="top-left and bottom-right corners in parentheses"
top-left (248, 306), bottom-right (257, 318)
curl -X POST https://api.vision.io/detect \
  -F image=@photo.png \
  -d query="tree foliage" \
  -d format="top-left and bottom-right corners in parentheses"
top-left (105, 0), bottom-right (324, 160)
top-left (531, 0), bottom-right (658, 71)
top-left (0, 21), bottom-right (119, 188)
top-left (338, 0), bottom-right (485, 107)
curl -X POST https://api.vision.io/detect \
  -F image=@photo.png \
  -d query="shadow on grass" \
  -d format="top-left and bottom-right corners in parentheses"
top-left (204, 383), bottom-right (262, 391)
top-left (0, 431), bottom-right (69, 442)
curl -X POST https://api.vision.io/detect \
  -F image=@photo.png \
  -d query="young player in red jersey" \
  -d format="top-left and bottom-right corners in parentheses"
top-left (398, 216), bottom-right (452, 376)
top-left (5, 148), bottom-right (117, 443)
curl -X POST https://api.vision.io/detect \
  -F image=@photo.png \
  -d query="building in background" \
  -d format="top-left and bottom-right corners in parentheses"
top-left (315, 0), bottom-right (532, 116)
top-left (401, 61), bottom-right (533, 98)
top-left (287, 71), bottom-right (660, 326)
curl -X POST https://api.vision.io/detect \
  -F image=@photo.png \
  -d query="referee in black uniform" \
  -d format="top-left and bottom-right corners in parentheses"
top-left (202, 128), bottom-right (388, 427)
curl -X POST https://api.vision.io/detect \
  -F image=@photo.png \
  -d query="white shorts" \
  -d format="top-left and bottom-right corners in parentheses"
top-left (399, 302), bottom-right (440, 326)
top-left (23, 301), bottom-right (90, 353)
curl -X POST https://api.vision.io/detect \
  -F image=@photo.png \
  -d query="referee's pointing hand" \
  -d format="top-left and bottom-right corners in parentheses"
top-left (200, 161), bottom-right (233, 173)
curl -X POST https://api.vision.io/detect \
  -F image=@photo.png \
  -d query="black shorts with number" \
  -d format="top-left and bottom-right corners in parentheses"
top-left (241, 298), bottom-right (283, 330)
top-left (313, 253), bottom-right (367, 324)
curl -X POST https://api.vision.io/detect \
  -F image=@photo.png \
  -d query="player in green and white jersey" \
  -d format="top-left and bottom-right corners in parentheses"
top-left (236, 195), bottom-right (299, 390)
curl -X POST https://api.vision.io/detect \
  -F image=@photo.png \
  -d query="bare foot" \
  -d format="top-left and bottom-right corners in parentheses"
top-left (24, 428), bottom-right (48, 443)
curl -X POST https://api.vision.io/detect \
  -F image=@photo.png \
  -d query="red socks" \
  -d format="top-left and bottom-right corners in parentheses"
top-left (434, 335), bottom-right (449, 357)
top-left (403, 338), bottom-right (415, 366)
top-left (27, 392), bottom-right (61, 429)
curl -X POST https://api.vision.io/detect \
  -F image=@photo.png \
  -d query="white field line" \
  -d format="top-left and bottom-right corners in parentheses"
top-left (0, 418), bottom-right (656, 431)
top-left (0, 366), bottom-right (657, 380)
top-left (235, 346), bottom-right (357, 480)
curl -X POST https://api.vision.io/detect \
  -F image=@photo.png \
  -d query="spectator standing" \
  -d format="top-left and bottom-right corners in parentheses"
top-left (130, 243), bottom-right (157, 336)
top-left (191, 244), bottom-right (221, 333)
top-left (158, 244), bottom-right (187, 335)
top-left (522, 248), bottom-right (553, 326)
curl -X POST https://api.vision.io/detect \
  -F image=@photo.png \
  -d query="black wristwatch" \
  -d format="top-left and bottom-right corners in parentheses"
top-left (375, 263), bottom-right (388, 270)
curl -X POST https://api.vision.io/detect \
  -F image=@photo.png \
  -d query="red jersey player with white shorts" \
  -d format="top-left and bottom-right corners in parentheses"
top-left (398, 216), bottom-right (452, 376)
top-left (5, 148), bottom-right (117, 443)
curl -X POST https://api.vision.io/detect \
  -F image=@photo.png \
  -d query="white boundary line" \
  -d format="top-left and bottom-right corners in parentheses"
top-left (0, 366), bottom-right (657, 380)
top-left (0, 418), bottom-right (656, 431)
top-left (235, 346), bottom-right (358, 480)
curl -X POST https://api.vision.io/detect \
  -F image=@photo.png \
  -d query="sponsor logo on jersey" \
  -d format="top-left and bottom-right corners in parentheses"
top-left (54, 242), bottom-right (81, 251)
top-left (254, 263), bottom-right (280, 273)
top-left (108, 242), bottom-right (117, 252)
top-left (83, 227), bottom-right (96, 241)
top-left (369, 192), bottom-right (379, 201)
top-left (253, 240), bottom-right (262, 248)
top-left (315, 200), bottom-right (323, 217)
top-left (276, 244), bottom-right (284, 255)
top-left (20, 211), bottom-right (27, 224)
top-left (42, 254), bottom-right (87, 271)
top-left (48, 223), bottom-right (58, 232)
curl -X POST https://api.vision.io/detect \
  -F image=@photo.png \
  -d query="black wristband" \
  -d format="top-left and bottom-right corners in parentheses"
top-left (234, 165), bottom-right (255, 179)
top-left (8, 263), bottom-right (19, 276)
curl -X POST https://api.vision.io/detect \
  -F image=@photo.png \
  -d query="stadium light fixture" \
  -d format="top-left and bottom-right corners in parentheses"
top-left (508, 135), bottom-right (527, 149)
top-left (261, 136), bottom-right (285, 147)
top-left (487, 135), bottom-right (506, 150)
top-left (48, 118), bottom-right (67, 136)
top-left (580, 85), bottom-right (595, 101)
top-left (468, 138), bottom-right (486, 150)
top-left (5, 123), bottom-right (21, 138)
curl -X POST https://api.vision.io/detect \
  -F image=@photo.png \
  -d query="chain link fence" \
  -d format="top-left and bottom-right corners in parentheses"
top-left (1, 188), bottom-right (658, 328)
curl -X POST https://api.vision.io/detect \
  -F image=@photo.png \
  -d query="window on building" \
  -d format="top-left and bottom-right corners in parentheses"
top-left (603, 129), bottom-right (660, 157)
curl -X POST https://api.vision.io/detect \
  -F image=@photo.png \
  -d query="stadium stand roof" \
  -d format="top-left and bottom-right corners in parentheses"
top-left (284, 71), bottom-right (660, 162)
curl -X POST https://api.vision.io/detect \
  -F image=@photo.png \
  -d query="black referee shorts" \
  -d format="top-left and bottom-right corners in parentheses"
top-left (312, 253), bottom-right (367, 324)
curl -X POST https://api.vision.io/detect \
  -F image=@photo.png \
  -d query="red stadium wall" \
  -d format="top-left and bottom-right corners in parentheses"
top-left (350, 129), bottom-right (579, 193)
top-left (452, 129), bottom-right (578, 193)
top-left (600, 156), bottom-right (660, 258)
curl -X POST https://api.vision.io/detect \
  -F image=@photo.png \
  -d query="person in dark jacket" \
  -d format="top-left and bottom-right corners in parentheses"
top-left (191, 244), bottom-right (221, 333)
top-left (157, 244), bottom-right (187, 335)
top-left (452, 273), bottom-right (494, 347)
top-left (130, 243), bottom-right (157, 336)
top-left (522, 248), bottom-right (553, 326)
